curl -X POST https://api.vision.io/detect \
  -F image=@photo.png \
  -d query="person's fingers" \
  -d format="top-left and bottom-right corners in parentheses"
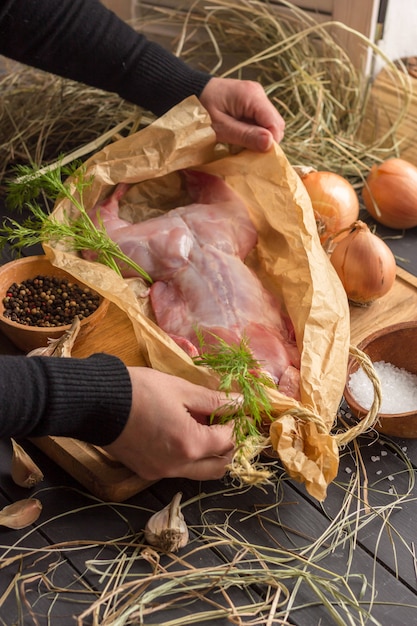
top-left (161, 420), bottom-right (235, 480)
top-left (168, 452), bottom-right (234, 481)
top-left (111, 368), bottom-right (241, 481)
top-left (165, 406), bottom-right (234, 459)
top-left (247, 95), bottom-right (286, 144)
top-left (185, 387), bottom-right (243, 422)
top-left (200, 77), bottom-right (285, 149)
top-left (120, 420), bottom-right (234, 481)
top-left (209, 113), bottom-right (275, 152)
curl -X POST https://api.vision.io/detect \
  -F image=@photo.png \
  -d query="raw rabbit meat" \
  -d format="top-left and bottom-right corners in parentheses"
top-left (83, 170), bottom-right (301, 399)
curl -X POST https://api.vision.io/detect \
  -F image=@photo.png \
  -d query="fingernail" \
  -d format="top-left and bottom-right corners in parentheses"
top-left (256, 133), bottom-right (273, 152)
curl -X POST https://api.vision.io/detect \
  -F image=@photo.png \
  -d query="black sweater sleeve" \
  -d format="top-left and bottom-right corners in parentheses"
top-left (0, 353), bottom-right (132, 445)
top-left (0, 0), bottom-right (212, 116)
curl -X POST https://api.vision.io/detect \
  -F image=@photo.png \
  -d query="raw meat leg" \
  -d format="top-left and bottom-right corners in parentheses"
top-left (150, 243), bottom-right (300, 389)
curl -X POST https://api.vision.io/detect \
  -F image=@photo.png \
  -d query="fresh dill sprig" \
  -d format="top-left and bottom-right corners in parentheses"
top-left (6, 161), bottom-right (92, 210)
top-left (193, 332), bottom-right (275, 445)
top-left (1, 161), bottom-right (153, 284)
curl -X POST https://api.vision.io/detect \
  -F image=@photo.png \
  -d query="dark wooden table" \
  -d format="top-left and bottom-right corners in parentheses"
top-left (1, 218), bottom-right (417, 625)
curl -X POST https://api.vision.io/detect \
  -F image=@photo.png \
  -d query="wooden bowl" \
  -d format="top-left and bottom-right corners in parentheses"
top-left (0, 255), bottom-right (109, 353)
top-left (344, 321), bottom-right (417, 438)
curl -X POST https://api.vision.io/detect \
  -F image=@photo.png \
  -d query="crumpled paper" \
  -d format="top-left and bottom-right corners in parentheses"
top-left (46, 95), bottom-right (351, 501)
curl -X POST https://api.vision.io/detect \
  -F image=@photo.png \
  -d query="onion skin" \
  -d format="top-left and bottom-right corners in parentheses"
top-left (296, 168), bottom-right (359, 244)
top-left (330, 221), bottom-right (396, 305)
top-left (362, 158), bottom-right (417, 229)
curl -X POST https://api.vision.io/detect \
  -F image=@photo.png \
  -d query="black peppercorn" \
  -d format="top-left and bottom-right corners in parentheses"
top-left (2, 275), bottom-right (100, 327)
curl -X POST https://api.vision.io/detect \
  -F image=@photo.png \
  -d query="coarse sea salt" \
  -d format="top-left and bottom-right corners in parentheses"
top-left (348, 360), bottom-right (417, 414)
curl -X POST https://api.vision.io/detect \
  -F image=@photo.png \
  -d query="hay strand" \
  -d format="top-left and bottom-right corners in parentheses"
top-left (1, 1), bottom-right (413, 190)
top-left (0, 64), bottom-right (147, 193)
top-left (137, 0), bottom-right (412, 179)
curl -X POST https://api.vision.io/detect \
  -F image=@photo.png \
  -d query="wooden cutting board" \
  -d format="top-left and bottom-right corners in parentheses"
top-left (32, 266), bottom-right (417, 501)
top-left (32, 302), bottom-right (155, 502)
top-left (349, 266), bottom-right (417, 343)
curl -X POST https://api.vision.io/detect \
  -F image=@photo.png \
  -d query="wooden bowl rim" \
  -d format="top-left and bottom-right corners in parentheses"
top-left (0, 254), bottom-right (107, 335)
top-left (356, 320), bottom-right (417, 352)
top-left (345, 320), bottom-right (417, 419)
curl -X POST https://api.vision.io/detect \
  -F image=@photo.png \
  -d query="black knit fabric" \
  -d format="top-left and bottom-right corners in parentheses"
top-left (0, 0), bottom-right (211, 445)
top-left (0, 0), bottom-right (212, 116)
top-left (0, 353), bottom-right (132, 445)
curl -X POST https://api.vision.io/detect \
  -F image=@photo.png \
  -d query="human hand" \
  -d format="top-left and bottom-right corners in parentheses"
top-left (199, 77), bottom-right (285, 152)
top-left (104, 367), bottom-right (240, 481)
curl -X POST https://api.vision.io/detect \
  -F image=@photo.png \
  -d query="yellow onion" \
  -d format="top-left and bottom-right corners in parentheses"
top-left (362, 158), bottom-right (417, 229)
top-left (295, 166), bottom-right (359, 245)
top-left (330, 221), bottom-right (396, 306)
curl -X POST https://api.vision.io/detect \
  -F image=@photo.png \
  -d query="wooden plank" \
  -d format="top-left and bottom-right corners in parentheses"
top-left (322, 431), bottom-right (417, 592)
top-left (331, 0), bottom-right (379, 74)
top-left (0, 446), bottom-right (107, 625)
top-left (31, 436), bottom-right (155, 502)
top-left (288, 0), bottom-right (332, 11)
top-left (139, 0), bottom-right (333, 16)
top-left (0, 441), bottom-right (261, 626)
top-left (70, 301), bottom-right (146, 366)
top-left (350, 266), bottom-right (417, 344)
top-left (359, 65), bottom-right (417, 166)
top-left (332, 0), bottom-right (379, 39)
top-left (28, 265), bottom-right (417, 502)
top-left (150, 467), bottom-right (417, 625)
top-left (30, 302), bottom-right (154, 501)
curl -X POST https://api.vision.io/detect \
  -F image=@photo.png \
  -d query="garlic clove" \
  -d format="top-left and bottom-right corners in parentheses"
top-left (0, 498), bottom-right (42, 529)
top-left (26, 316), bottom-right (81, 358)
top-left (144, 492), bottom-right (189, 552)
top-left (26, 341), bottom-right (60, 357)
top-left (11, 439), bottom-right (44, 488)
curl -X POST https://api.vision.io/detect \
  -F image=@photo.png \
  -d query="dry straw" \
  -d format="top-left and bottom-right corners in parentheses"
top-left (137, 0), bottom-right (412, 180)
top-left (0, 61), bottom-right (147, 193)
top-left (0, 4), bottom-right (415, 622)
top-left (0, 0), bottom-right (399, 474)
top-left (0, 454), bottom-right (415, 625)
top-left (0, 0), bottom-right (413, 190)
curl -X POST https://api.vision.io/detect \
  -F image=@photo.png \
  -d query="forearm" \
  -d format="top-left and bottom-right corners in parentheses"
top-left (0, 353), bottom-right (132, 445)
top-left (0, 0), bottom-right (211, 116)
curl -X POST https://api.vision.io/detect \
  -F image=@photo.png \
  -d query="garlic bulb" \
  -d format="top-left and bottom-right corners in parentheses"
top-left (144, 492), bottom-right (189, 552)
top-left (26, 316), bottom-right (81, 357)
top-left (0, 498), bottom-right (42, 529)
top-left (11, 439), bottom-right (44, 488)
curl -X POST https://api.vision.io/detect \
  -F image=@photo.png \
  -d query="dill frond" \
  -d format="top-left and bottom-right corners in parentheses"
top-left (193, 332), bottom-right (275, 445)
top-left (1, 160), bottom-right (153, 283)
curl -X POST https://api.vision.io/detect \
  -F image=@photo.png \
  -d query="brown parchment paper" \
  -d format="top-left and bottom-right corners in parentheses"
top-left (46, 96), bottom-right (351, 501)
